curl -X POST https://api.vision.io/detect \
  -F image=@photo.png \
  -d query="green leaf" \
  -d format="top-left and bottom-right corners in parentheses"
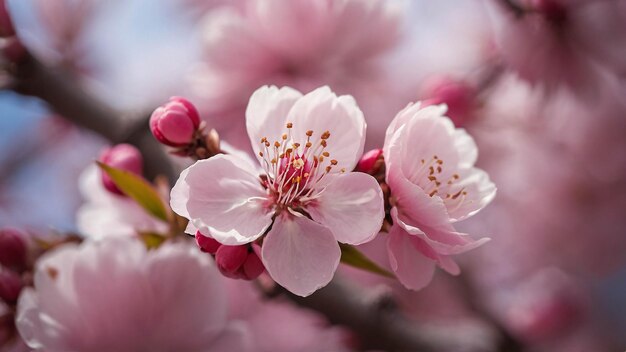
top-left (97, 161), bottom-right (168, 222)
top-left (339, 243), bottom-right (395, 279)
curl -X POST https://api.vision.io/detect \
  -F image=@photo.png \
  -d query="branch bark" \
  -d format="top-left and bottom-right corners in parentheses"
top-left (6, 54), bottom-right (523, 352)
top-left (8, 54), bottom-right (176, 181)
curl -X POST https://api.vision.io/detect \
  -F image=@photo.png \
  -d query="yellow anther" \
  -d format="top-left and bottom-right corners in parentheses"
top-left (286, 122), bottom-right (293, 128)
top-left (306, 130), bottom-right (314, 137)
top-left (305, 142), bottom-right (312, 148)
top-left (282, 134), bottom-right (288, 140)
top-left (330, 159), bottom-right (338, 165)
top-left (322, 151), bottom-right (330, 157)
top-left (321, 131), bottom-right (330, 140)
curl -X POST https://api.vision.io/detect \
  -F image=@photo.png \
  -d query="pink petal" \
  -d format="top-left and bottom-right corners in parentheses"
top-left (288, 86), bottom-right (366, 172)
top-left (447, 167), bottom-right (496, 222)
top-left (261, 214), bottom-right (340, 297)
top-left (387, 226), bottom-right (437, 291)
top-left (307, 172), bottom-right (384, 245)
top-left (171, 155), bottom-right (273, 245)
top-left (392, 207), bottom-right (490, 256)
top-left (246, 85), bottom-right (303, 166)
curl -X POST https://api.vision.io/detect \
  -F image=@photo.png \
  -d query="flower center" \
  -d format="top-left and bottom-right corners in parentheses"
top-left (258, 122), bottom-right (344, 207)
top-left (413, 155), bottom-right (468, 211)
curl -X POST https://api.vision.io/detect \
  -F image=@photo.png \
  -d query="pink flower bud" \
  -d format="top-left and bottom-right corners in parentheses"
top-left (215, 245), bottom-right (248, 277)
top-left (0, 269), bottom-right (22, 304)
top-left (1, 37), bottom-right (25, 63)
top-left (356, 149), bottom-right (383, 174)
top-left (150, 97), bottom-right (201, 147)
top-left (99, 144), bottom-right (144, 196)
top-left (195, 231), bottom-right (222, 254)
top-left (531, 0), bottom-right (567, 23)
top-left (0, 0), bottom-right (15, 37)
top-left (422, 77), bottom-right (476, 127)
top-left (242, 251), bottom-right (264, 280)
top-left (0, 228), bottom-right (27, 270)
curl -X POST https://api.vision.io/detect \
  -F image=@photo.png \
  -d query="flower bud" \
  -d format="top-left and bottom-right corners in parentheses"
top-left (150, 97), bottom-right (201, 147)
top-left (215, 245), bottom-right (248, 277)
top-left (0, 0), bottom-right (14, 37)
top-left (0, 269), bottom-right (22, 304)
top-left (99, 144), bottom-right (143, 196)
top-left (356, 149), bottom-right (383, 174)
top-left (0, 228), bottom-right (27, 270)
top-left (422, 77), bottom-right (476, 127)
top-left (195, 231), bottom-right (222, 254)
top-left (242, 251), bottom-right (264, 280)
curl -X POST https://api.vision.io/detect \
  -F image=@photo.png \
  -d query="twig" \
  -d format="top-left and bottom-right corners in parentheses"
top-left (7, 54), bottom-right (175, 181)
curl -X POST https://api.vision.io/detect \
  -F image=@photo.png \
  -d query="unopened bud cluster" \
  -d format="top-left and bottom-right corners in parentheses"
top-left (196, 232), bottom-right (265, 280)
top-left (150, 97), bottom-right (221, 160)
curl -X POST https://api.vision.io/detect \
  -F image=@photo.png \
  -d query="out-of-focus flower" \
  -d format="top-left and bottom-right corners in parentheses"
top-left (383, 103), bottom-right (495, 290)
top-left (190, 0), bottom-right (403, 149)
top-left (76, 165), bottom-right (168, 239)
top-left (226, 279), bottom-right (351, 352)
top-left (421, 76), bottom-right (478, 127)
top-left (0, 228), bottom-right (27, 270)
top-left (487, 0), bottom-right (626, 97)
top-left (150, 96), bottom-right (201, 147)
top-left (16, 237), bottom-right (251, 352)
top-left (98, 144), bottom-right (143, 196)
top-left (171, 85), bottom-right (385, 296)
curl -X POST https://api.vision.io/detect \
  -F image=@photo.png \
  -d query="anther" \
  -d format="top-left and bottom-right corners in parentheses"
top-left (321, 131), bottom-right (331, 140)
top-left (306, 130), bottom-right (313, 137)
top-left (322, 152), bottom-right (330, 157)
top-left (330, 159), bottom-right (338, 165)
top-left (286, 122), bottom-right (293, 128)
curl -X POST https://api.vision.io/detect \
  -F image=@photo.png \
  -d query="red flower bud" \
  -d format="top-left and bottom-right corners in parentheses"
top-left (150, 97), bottom-right (200, 147)
top-left (195, 231), bottom-right (222, 254)
top-left (99, 144), bottom-right (143, 196)
top-left (0, 0), bottom-right (15, 37)
top-left (242, 250), bottom-right (264, 280)
top-left (356, 149), bottom-right (383, 174)
top-left (0, 228), bottom-right (27, 270)
top-left (215, 245), bottom-right (248, 277)
top-left (0, 269), bottom-right (22, 304)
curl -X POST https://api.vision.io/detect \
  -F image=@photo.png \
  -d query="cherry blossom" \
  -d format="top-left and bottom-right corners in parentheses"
top-left (383, 102), bottom-right (496, 290)
top-left (76, 165), bottom-right (168, 239)
top-left (15, 237), bottom-right (251, 352)
top-left (171, 85), bottom-right (385, 296)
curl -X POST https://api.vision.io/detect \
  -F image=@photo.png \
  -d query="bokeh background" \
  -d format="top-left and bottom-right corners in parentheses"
top-left (1, 0), bottom-right (626, 351)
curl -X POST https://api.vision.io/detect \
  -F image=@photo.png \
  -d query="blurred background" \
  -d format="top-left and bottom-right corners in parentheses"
top-left (1, 0), bottom-right (625, 351)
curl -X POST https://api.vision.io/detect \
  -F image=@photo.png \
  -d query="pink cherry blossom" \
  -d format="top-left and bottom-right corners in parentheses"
top-left (189, 0), bottom-right (403, 149)
top-left (76, 165), bottom-right (168, 239)
top-left (383, 103), bottom-right (496, 290)
top-left (15, 236), bottom-right (251, 352)
top-left (171, 85), bottom-right (385, 296)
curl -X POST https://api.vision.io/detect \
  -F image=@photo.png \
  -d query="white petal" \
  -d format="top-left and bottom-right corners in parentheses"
top-left (262, 214), bottom-right (340, 297)
top-left (307, 172), bottom-right (384, 245)
top-left (246, 85), bottom-right (303, 165)
top-left (171, 155), bottom-right (274, 245)
top-left (288, 86), bottom-right (366, 172)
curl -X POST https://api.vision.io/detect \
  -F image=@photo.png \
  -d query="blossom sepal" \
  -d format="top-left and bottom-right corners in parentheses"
top-left (339, 244), bottom-right (394, 278)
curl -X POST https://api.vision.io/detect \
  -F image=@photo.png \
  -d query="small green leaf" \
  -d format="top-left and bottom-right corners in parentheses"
top-left (138, 231), bottom-right (167, 249)
top-left (97, 161), bottom-right (168, 222)
top-left (340, 243), bottom-right (395, 278)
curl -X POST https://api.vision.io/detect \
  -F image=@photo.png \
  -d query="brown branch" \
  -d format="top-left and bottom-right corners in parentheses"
top-left (8, 54), bottom-right (176, 181)
top-left (6, 53), bottom-right (523, 352)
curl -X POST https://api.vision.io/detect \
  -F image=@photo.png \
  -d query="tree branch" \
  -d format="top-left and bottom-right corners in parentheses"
top-left (8, 54), bottom-right (176, 181)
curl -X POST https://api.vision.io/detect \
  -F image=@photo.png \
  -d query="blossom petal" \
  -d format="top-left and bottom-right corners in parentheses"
top-left (447, 167), bottom-right (496, 222)
top-left (288, 86), bottom-right (366, 172)
top-left (307, 172), bottom-right (384, 245)
top-left (171, 154), bottom-right (273, 245)
top-left (246, 85), bottom-right (303, 165)
top-left (387, 226), bottom-right (436, 291)
top-left (262, 214), bottom-right (340, 297)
